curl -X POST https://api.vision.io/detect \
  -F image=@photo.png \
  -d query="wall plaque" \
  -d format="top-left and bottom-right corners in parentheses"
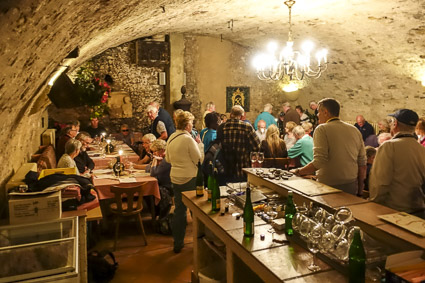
top-left (226, 86), bottom-right (250, 112)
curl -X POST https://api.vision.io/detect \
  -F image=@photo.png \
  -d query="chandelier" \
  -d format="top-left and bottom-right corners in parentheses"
top-left (253, 0), bottom-right (328, 81)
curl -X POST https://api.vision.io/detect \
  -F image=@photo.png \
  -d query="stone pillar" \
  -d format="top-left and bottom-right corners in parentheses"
top-left (167, 34), bottom-right (185, 114)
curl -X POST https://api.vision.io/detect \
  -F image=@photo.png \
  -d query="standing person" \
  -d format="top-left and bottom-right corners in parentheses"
top-left (200, 112), bottom-right (220, 152)
top-left (84, 117), bottom-right (107, 138)
top-left (282, 102), bottom-right (300, 128)
top-left (202, 102), bottom-right (216, 129)
top-left (354, 115), bottom-right (375, 142)
top-left (291, 98), bottom-right (367, 196)
top-left (254, 103), bottom-right (277, 130)
top-left (149, 101), bottom-right (176, 139)
top-left (287, 126), bottom-right (314, 167)
top-left (166, 111), bottom-right (201, 253)
top-left (147, 105), bottom-right (169, 140)
top-left (255, 120), bottom-right (267, 142)
top-left (415, 117), bottom-right (425, 147)
top-left (221, 105), bottom-right (260, 181)
top-left (283, 121), bottom-right (297, 150)
top-left (295, 105), bottom-right (309, 123)
top-left (369, 109), bottom-right (425, 212)
top-left (260, 124), bottom-right (287, 158)
top-left (309, 100), bottom-right (319, 127)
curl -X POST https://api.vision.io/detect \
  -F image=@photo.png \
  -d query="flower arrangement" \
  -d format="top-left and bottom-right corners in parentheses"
top-left (75, 63), bottom-right (111, 118)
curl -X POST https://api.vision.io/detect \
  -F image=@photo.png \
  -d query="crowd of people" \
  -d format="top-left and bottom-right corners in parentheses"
top-left (53, 98), bottom-right (425, 254)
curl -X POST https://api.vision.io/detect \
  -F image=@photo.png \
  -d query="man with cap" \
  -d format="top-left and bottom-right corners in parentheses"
top-left (369, 109), bottom-right (425, 213)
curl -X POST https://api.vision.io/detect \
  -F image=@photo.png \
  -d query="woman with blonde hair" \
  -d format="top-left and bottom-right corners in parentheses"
top-left (166, 111), bottom-right (201, 253)
top-left (260, 124), bottom-right (288, 158)
top-left (284, 121), bottom-right (297, 149)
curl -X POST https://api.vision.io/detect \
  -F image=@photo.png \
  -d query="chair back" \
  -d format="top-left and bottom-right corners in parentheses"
top-left (263, 158), bottom-right (291, 170)
top-left (110, 183), bottom-right (147, 216)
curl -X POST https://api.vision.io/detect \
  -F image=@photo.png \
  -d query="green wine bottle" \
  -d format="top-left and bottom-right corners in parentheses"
top-left (243, 187), bottom-right (254, 237)
top-left (348, 227), bottom-right (366, 283)
top-left (207, 161), bottom-right (213, 201)
top-left (196, 162), bottom-right (204, 197)
top-left (211, 168), bottom-right (220, 211)
top-left (285, 191), bottom-right (296, 235)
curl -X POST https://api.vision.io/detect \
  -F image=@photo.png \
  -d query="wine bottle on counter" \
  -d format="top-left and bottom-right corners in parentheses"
top-left (243, 187), bottom-right (254, 237)
top-left (348, 227), bottom-right (366, 283)
top-left (211, 168), bottom-right (220, 212)
top-left (285, 191), bottom-right (296, 235)
top-left (196, 162), bottom-right (204, 197)
top-left (207, 161), bottom-right (213, 202)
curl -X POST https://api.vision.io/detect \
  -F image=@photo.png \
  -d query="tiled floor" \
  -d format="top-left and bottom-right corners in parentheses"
top-left (91, 212), bottom-right (193, 283)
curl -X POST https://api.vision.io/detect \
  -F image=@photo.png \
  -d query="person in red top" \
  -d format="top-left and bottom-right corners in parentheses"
top-left (416, 117), bottom-right (425, 147)
top-left (56, 125), bottom-right (78, 162)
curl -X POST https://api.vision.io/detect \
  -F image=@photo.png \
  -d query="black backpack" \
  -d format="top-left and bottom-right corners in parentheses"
top-left (88, 250), bottom-right (118, 283)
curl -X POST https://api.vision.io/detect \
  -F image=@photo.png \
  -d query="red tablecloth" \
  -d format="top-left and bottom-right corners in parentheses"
top-left (93, 176), bottom-right (160, 205)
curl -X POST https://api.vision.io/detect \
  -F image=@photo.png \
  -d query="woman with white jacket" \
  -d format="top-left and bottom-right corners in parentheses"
top-left (166, 111), bottom-right (201, 253)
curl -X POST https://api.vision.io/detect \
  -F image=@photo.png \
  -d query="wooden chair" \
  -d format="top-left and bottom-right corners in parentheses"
top-left (263, 158), bottom-right (291, 170)
top-left (109, 183), bottom-right (148, 250)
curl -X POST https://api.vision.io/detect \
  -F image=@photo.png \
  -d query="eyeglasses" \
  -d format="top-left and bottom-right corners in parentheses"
top-left (122, 129), bottom-right (129, 132)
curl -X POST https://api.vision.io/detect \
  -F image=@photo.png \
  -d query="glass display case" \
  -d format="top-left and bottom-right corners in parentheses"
top-left (0, 216), bottom-right (78, 282)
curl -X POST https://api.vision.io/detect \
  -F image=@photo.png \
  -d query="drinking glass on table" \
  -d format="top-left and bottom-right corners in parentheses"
top-left (307, 222), bottom-right (323, 271)
top-left (250, 152), bottom-right (258, 168)
top-left (128, 161), bottom-right (134, 175)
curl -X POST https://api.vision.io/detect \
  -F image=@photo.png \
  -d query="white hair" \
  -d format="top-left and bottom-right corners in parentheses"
top-left (293, 126), bottom-right (305, 138)
top-left (146, 105), bottom-right (158, 113)
top-left (264, 103), bottom-right (273, 113)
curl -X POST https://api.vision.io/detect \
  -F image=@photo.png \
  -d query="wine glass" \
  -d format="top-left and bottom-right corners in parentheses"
top-left (307, 222), bottom-right (323, 271)
top-left (299, 215), bottom-right (313, 238)
top-left (334, 238), bottom-right (350, 262)
top-left (257, 152), bottom-right (264, 168)
top-left (250, 152), bottom-right (258, 168)
top-left (128, 161), bottom-right (134, 176)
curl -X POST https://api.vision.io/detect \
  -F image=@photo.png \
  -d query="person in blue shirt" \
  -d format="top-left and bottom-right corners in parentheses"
top-left (254, 103), bottom-right (277, 130)
top-left (200, 112), bottom-right (220, 152)
top-left (287, 126), bottom-right (313, 167)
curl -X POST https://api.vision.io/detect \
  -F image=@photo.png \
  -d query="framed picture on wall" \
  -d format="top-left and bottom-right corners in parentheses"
top-left (226, 86), bottom-right (250, 112)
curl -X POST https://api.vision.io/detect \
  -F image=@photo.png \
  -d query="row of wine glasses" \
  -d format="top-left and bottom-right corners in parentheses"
top-left (250, 152), bottom-right (264, 167)
top-left (293, 206), bottom-right (356, 268)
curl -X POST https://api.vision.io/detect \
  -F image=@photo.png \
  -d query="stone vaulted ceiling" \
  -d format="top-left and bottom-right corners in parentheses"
top-left (0, 0), bottom-right (424, 190)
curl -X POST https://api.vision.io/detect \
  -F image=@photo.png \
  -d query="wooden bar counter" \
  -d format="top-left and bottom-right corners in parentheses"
top-left (182, 168), bottom-right (425, 282)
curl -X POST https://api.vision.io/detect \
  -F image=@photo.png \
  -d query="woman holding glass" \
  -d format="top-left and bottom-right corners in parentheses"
top-left (166, 111), bottom-right (202, 253)
top-left (260, 124), bottom-right (288, 158)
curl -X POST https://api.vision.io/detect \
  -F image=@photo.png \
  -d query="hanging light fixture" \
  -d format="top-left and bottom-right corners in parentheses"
top-left (252, 0), bottom-right (328, 81)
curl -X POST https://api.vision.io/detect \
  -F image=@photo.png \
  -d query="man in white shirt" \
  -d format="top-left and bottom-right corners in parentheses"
top-left (369, 109), bottom-right (425, 212)
top-left (255, 120), bottom-right (266, 141)
top-left (291, 98), bottom-right (366, 195)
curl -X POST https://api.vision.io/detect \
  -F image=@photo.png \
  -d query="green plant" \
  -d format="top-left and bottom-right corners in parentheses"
top-left (75, 62), bottom-right (111, 118)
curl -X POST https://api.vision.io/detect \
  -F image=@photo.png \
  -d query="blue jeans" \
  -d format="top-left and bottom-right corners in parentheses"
top-left (172, 177), bottom-right (196, 249)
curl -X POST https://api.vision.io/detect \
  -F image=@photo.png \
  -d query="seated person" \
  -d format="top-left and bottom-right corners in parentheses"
top-left (84, 117), bottom-right (107, 138)
top-left (301, 122), bottom-right (313, 136)
top-left (75, 132), bottom-right (95, 174)
top-left (200, 112), bottom-right (220, 152)
top-left (117, 124), bottom-right (134, 147)
top-left (260, 124), bottom-right (288, 158)
top-left (220, 113), bottom-right (228, 123)
top-left (377, 118), bottom-right (390, 134)
top-left (134, 133), bottom-right (156, 169)
top-left (57, 139), bottom-right (82, 170)
top-left (364, 146), bottom-right (376, 191)
top-left (283, 121), bottom-right (297, 149)
top-left (145, 139), bottom-right (172, 219)
top-left (287, 126), bottom-right (313, 167)
top-left (56, 125), bottom-right (78, 161)
top-left (377, 132), bottom-right (392, 146)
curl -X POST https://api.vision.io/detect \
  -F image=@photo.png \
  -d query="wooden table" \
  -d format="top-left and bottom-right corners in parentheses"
top-left (88, 143), bottom-right (140, 168)
top-left (182, 191), bottom-right (338, 283)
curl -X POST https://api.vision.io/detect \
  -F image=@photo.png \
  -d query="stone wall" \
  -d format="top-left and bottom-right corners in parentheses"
top-left (48, 41), bottom-right (166, 134)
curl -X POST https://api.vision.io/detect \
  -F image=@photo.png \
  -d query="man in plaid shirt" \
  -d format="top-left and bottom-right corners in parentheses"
top-left (221, 105), bottom-right (260, 181)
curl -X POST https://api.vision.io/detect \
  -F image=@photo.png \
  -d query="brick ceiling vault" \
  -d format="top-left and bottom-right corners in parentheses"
top-left (0, 0), bottom-right (424, 158)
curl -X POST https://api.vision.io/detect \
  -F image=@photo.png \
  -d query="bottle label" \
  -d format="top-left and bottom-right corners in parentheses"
top-left (244, 222), bottom-right (254, 236)
top-left (215, 199), bottom-right (220, 209)
top-left (196, 186), bottom-right (204, 196)
top-left (208, 190), bottom-right (212, 200)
